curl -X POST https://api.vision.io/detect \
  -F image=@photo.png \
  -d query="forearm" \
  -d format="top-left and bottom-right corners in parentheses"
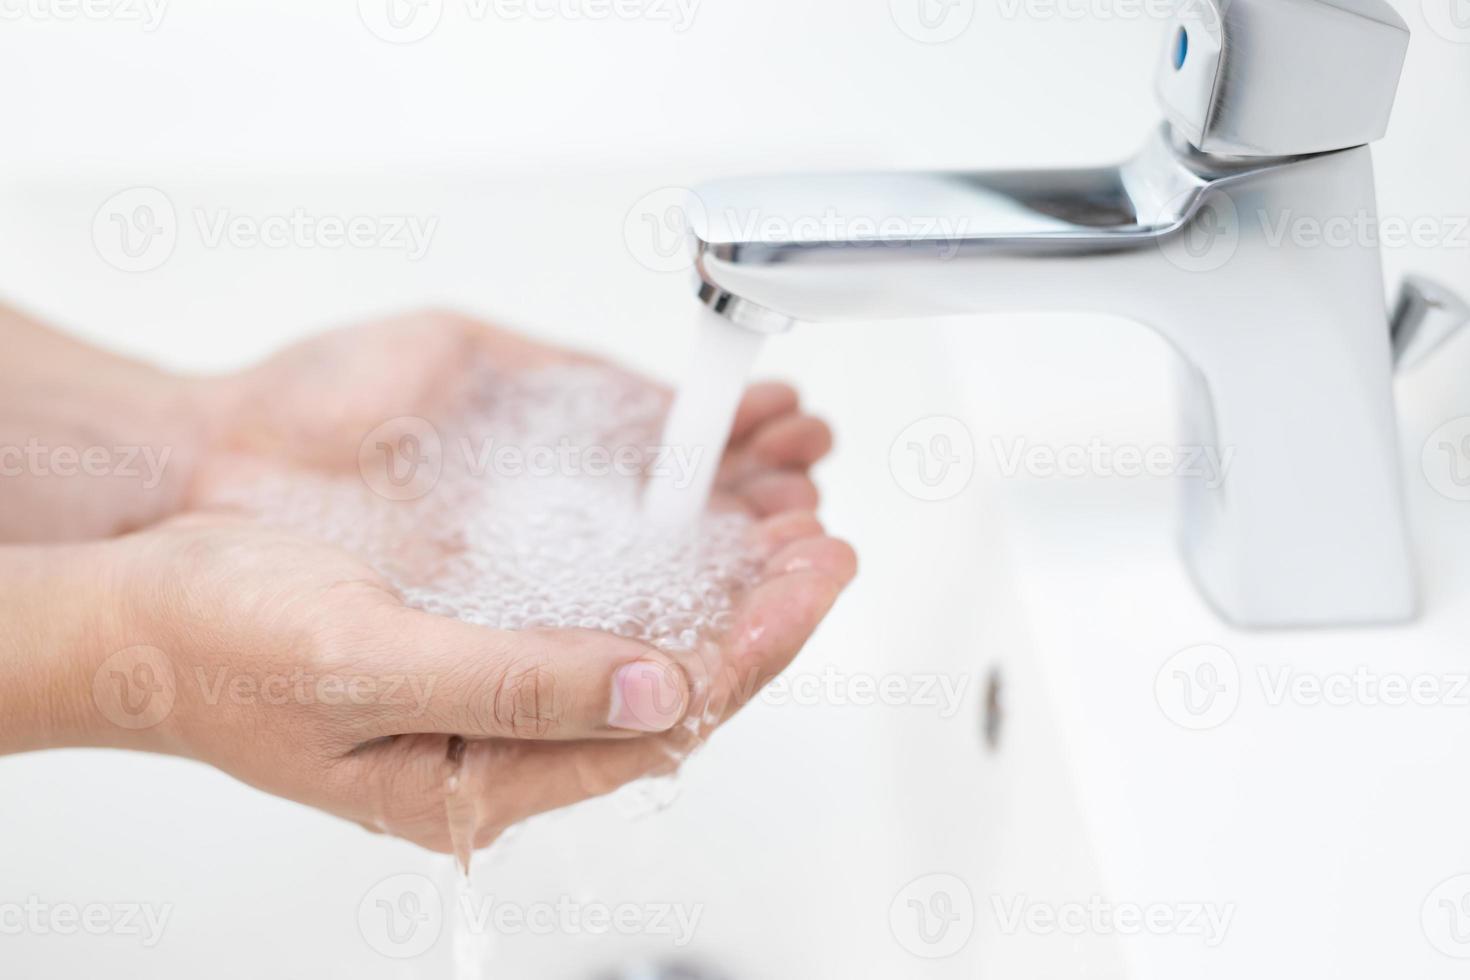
top-left (0, 304), bottom-right (219, 541)
top-left (0, 542), bottom-right (150, 754)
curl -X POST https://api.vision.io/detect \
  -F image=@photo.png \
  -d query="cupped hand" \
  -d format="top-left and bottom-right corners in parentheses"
top-left (193, 309), bottom-right (836, 521)
top-left (75, 316), bottom-right (853, 852)
top-left (92, 405), bottom-right (851, 853)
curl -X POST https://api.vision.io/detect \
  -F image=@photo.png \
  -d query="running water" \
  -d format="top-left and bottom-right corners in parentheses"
top-left (643, 308), bottom-right (767, 526)
top-left (208, 349), bottom-right (767, 979)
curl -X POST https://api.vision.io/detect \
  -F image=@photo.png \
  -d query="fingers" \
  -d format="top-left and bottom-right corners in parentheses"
top-left (420, 535), bottom-right (856, 847)
top-left (722, 471), bottom-right (820, 517)
top-left (717, 543), bottom-right (857, 716)
top-left (743, 413), bottom-right (834, 469)
top-left (720, 413), bottom-right (834, 486)
top-left (360, 608), bottom-right (693, 741)
top-left (345, 521), bottom-right (857, 854)
top-left (728, 382), bottom-right (800, 444)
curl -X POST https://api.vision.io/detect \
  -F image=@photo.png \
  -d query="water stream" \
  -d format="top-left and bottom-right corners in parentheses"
top-left (643, 308), bottom-right (768, 526)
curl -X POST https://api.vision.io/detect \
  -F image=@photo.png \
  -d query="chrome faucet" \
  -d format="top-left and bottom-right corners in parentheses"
top-left (682, 0), bottom-right (1453, 629)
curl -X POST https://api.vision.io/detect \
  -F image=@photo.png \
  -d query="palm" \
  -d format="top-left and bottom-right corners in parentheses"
top-left (182, 311), bottom-right (853, 853)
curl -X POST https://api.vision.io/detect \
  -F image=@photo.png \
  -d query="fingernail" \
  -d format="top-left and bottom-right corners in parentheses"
top-left (609, 661), bottom-right (688, 732)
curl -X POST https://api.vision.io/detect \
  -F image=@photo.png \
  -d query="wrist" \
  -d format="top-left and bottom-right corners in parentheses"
top-left (0, 539), bottom-right (183, 755)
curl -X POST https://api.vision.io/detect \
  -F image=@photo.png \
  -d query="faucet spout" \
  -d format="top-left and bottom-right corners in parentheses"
top-left (688, 126), bottom-right (1418, 628)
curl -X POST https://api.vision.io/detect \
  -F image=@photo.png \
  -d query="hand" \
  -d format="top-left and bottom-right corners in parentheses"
top-left (192, 309), bottom-right (835, 518)
top-left (27, 456), bottom-right (851, 853)
top-left (0, 308), bottom-right (853, 853)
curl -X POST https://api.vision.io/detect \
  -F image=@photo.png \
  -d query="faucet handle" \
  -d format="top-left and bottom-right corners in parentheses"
top-left (1155, 0), bottom-right (1409, 158)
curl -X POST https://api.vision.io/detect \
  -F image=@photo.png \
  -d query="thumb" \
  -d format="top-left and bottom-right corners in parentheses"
top-left (362, 606), bottom-right (694, 740)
